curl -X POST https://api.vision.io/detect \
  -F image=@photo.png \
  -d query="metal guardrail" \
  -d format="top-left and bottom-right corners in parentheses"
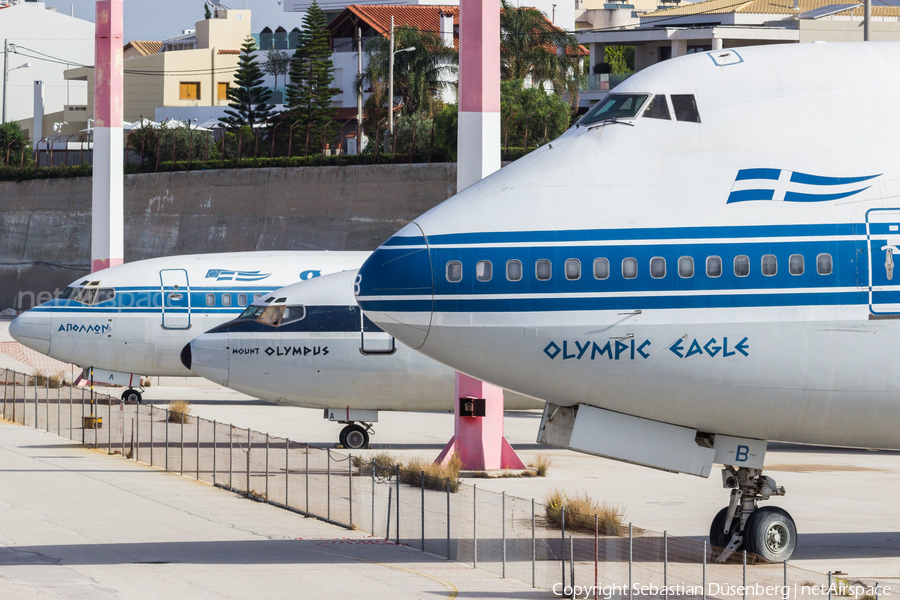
top-left (2, 367), bottom-right (874, 599)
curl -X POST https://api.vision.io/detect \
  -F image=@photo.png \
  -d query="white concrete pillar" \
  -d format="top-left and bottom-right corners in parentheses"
top-left (672, 39), bottom-right (687, 58)
top-left (711, 37), bottom-right (723, 50)
top-left (91, 0), bottom-right (124, 273)
top-left (32, 81), bottom-right (43, 154)
top-left (457, 0), bottom-right (501, 192)
top-left (590, 42), bottom-right (605, 70)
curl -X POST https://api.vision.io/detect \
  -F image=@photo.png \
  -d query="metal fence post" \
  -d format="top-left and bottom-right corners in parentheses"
top-left (349, 454), bottom-right (353, 528)
top-left (305, 444), bottom-right (309, 515)
top-left (502, 491), bottom-right (506, 578)
top-left (57, 381), bottom-right (60, 437)
top-left (213, 420), bottom-right (217, 485)
top-left (532, 499), bottom-right (536, 588)
top-left (33, 375), bottom-right (37, 428)
top-left (165, 409), bottom-right (169, 471)
top-left (743, 550), bottom-right (747, 600)
top-left (372, 460), bottom-right (376, 533)
top-left (386, 486), bottom-right (393, 541)
top-left (561, 506), bottom-right (566, 589)
top-left (420, 471), bottom-right (425, 552)
top-left (828, 572), bottom-right (833, 600)
top-left (664, 530), bottom-right (668, 592)
top-left (265, 434), bottom-right (269, 501)
top-left (136, 408), bottom-right (140, 462)
top-left (595, 514), bottom-right (599, 599)
top-left (150, 405), bottom-right (154, 466)
top-left (702, 541), bottom-right (707, 600)
top-left (229, 425), bottom-right (233, 489)
top-left (196, 416), bottom-right (200, 480)
top-left (107, 396), bottom-right (111, 454)
top-left (121, 401), bottom-right (125, 456)
top-left (69, 384), bottom-right (73, 439)
top-left (246, 428), bottom-right (251, 493)
top-left (446, 477), bottom-right (451, 560)
top-left (395, 464), bottom-right (400, 545)
top-left (569, 535), bottom-right (575, 600)
top-left (327, 448), bottom-right (332, 523)
top-left (472, 484), bottom-right (478, 568)
top-left (629, 523), bottom-right (633, 600)
top-left (45, 380), bottom-right (49, 431)
top-left (784, 561), bottom-right (788, 600)
top-left (180, 410), bottom-right (184, 474)
top-left (285, 438), bottom-right (289, 507)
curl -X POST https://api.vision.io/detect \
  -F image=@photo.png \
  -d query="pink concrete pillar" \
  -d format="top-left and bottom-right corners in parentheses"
top-left (91, 0), bottom-right (124, 273)
top-left (457, 0), bottom-right (501, 191)
top-left (435, 373), bottom-right (526, 471)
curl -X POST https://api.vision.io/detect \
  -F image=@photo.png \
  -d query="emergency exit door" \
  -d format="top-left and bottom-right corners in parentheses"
top-left (160, 269), bottom-right (191, 329)
top-left (867, 208), bottom-right (900, 315)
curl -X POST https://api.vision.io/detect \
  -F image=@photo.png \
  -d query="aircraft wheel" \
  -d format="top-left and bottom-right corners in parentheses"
top-left (709, 506), bottom-right (741, 550)
top-left (743, 506), bottom-right (796, 562)
top-left (341, 424), bottom-right (369, 450)
top-left (121, 389), bottom-right (142, 404)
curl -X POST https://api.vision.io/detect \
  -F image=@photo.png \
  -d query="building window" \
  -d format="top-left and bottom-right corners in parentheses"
top-left (180, 82), bottom-right (201, 100)
top-left (507, 260), bottom-right (522, 282)
top-left (476, 260), bottom-right (492, 282)
top-left (205, 293), bottom-right (215, 306)
top-left (734, 255), bottom-right (750, 277)
top-left (446, 261), bottom-right (462, 282)
top-left (761, 255), bottom-right (777, 276)
top-left (593, 258), bottom-right (609, 280)
top-left (622, 258), bottom-right (637, 279)
top-left (678, 256), bottom-right (694, 278)
top-left (789, 255), bottom-right (804, 276)
top-left (707, 256), bottom-right (722, 278)
top-left (535, 259), bottom-right (552, 281)
top-left (565, 259), bottom-right (581, 280)
top-left (817, 253), bottom-right (833, 275)
top-left (217, 82), bottom-right (230, 101)
top-left (650, 257), bottom-right (666, 279)
top-left (237, 293), bottom-right (248, 306)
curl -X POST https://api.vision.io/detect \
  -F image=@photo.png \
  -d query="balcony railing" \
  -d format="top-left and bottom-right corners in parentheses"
top-left (580, 72), bottom-right (633, 92)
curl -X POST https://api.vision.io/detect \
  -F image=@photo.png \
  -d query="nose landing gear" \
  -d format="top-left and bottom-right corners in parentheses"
top-left (711, 466), bottom-right (796, 563)
top-left (338, 422), bottom-right (373, 450)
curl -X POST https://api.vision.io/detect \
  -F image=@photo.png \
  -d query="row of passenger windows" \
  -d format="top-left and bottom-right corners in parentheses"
top-left (204, 292), bottom-right (263, 307)
top-left (446, 254), bottom-right (834, 283)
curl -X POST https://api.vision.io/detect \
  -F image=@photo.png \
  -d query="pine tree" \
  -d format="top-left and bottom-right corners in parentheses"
top-left (283, 0), bottom-right (338, 154)
top-left (220, 37), bottom-right (277, 130)
top-left (204, 2), bottom-right (212, 20)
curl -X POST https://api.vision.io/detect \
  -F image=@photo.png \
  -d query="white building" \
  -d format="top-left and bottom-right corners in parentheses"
top-left (0, 0), bottom-right (93, 138)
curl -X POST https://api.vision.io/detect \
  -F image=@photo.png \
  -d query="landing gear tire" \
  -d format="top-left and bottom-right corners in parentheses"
top-left (743, 506), bottom-right (796, 563)
top-left (709, 506), bottom-right (742, 550)
top-left (340, 424), bottom-right (369, 450)
top-left (121, 389), bottom-right (142, 404)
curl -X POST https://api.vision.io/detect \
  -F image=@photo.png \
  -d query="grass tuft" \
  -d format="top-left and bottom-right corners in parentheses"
top-left (530, 453), bottom-right (552, 477)
top-left (167, 400), bottom-right (191, 423)
top-left (401, 453), bottom-right (462, 492)
top-left (544, 489), bottom-right (625, 536)
top-left (30, 370), bottom-right (65, 389)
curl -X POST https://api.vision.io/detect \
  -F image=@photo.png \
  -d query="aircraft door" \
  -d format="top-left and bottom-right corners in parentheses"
top-left (866, 209), bottom-right (900, 315)
top-left (160, 269), bottom-right (191, 329)
top-left (360, 312), bottom-right (396, 355)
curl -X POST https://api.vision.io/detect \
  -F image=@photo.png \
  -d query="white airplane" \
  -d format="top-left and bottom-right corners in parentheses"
top-left (184, 269), bottom-right (543, 449)
top-left (9, 251), bottom-right (370, 402)
top-left (353, 42), bottom-right (900, 562)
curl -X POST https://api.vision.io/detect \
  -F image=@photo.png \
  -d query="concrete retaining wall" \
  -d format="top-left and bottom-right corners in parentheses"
top-left (0, 163), bottom-right (458, 310)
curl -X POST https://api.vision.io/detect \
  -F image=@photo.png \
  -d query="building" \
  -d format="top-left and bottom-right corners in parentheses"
top-left (64, 9), bottom-right (252, 127)
top-left (0, 1), bottom-right (93, 140)
top-left (576, 0), bottom-right (900, 107)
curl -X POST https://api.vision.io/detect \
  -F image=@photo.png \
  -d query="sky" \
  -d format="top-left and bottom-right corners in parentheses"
top-left (43, 0), bottom-right (307, 43)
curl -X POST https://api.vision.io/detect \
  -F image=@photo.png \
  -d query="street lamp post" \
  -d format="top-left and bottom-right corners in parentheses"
top-left (2, 41), bottom-right (31, 124)
top-left (384, 17), bottom-right (415, 153)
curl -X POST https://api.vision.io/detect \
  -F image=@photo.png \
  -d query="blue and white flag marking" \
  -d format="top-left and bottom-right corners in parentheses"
top-left (205, 269), bottom-right (272, 282)
top-left (727, 169), bottom-right (879, 204)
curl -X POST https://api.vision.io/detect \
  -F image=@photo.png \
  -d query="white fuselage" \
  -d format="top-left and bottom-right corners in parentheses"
top-left (355, 42), bottom-right (900, 451)
top-left (10, 252), bottom-right (370, 378)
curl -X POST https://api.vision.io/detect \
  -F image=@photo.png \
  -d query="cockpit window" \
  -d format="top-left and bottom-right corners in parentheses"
top-left (280, 305), bottom-right (306, 325)
top-left (239, 305), bottom-right (266, 320)
top-left (581, 94), bottom-right (648, 125)
top-left (94, 289), bottom-right (116, 304)
top-left (58, 286), bottom-right (115, 305)
top-left (671, 94), bottom-right (701, 123)
top-left (643, 95), bottom-right (670, 120)
top-left (257, 305), bottom-right (285, 327)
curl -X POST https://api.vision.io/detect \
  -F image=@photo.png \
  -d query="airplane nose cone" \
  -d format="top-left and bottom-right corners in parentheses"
top-left (180, 343), bottom-right (191, 370)
top-left (355, 222), bottom-right (434, 349)
top-left (9, 311), bottom-right (52, 355)
top-left (186, 335), bottom-right (230, 387)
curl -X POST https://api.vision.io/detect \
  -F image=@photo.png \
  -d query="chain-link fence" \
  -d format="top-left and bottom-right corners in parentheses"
top-left (2, 367), bottom-right (879, 599)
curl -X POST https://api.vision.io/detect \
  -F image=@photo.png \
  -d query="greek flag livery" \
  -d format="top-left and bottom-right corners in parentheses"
top-left (726, 169), bottom-right (880, 204)
top-left (205, 269), bottom-right (272, 282)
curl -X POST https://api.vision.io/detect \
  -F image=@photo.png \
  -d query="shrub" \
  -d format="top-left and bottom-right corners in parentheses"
top-left (530, 453), bottom-right (552, 477)
top-left (353, 450), bottom-right (399, 477)
top-left (401, 453), bottom-right (462, 492)
top-left (30, 370), bottom-right (65, 389)
top-left (167, 400), bottom-right (191, 423)
top-left (544, 489), bottom-right (624, 535)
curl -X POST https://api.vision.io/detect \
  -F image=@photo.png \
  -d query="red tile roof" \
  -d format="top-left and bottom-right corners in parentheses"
top-left (124, 41), bottom-right (163, 56)
top-left (218, 49), bottom-right (241, 55)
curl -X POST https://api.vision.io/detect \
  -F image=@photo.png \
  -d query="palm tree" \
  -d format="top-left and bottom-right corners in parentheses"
top-left (358, 26), bottom-right (458, 119)
top-left (0, 121), bottom-right (31, 167)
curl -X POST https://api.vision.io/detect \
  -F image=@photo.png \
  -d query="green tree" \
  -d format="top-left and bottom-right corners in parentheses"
top-left (604, 46), bottom-right (634, 74)
top-left (0, 121), bottom-right (32, 167)
top-left (500, 79), bottom-right (571, 149)
top-left (263, 48), bottom-right (291, 91)
top-left (220, 37), bottom-right (276, 129)
top-left (284, 0), bottom-right (339, 154)
top-left (359, 25), bottom-right (458, 118)
top-left (204, 1), bottom-right (212, 20)
top-left (126, 121), bottom-right (220, 166)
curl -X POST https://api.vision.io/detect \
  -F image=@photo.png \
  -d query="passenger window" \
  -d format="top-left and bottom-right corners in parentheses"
top-left (734, 255), bottom-right (750, 277)
top-left (671, 95), bottom-right (700, 122)
top-left (678, 257), bottom-right (694, 278)
top-left (761, 255), bottom-right (777, 277)
top-left (643, 95), bottom-right (670, 120)
top-left (281, 305), bottom-right (306, 325)
top-left (536, 260), bottom-right (552, 281)
top-left (593, 258), bottom-right (609, 280)
top-left (238, 293), bottom-right (248, 306)
top-left (817, 253), bottom-right (833, 275)
top-left (622, 258), bottom-right (637, 279)
top-left (707, 256), bottom-right (722, 278)
top-left (446, 261), bottom-right (462, 282)
top-left (565, 259), bottom-right (581, 280)
top-left (650, 257), bottom-right (666, 279)
top-left (789, 255), bottom-right (804, 276)
top-left (476, 260), bottom-right (492, 282)
top-left (254, 294), bottom-right (262, 301)
top-left (206, 293), bottom-right (215, 306)
top-left (222, 293), bottom-right (232, 307)
top-left (507, 260), bottom-right (523, 282)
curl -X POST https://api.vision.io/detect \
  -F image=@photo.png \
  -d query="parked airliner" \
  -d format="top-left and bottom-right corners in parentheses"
top-left (183, 269), bottom-right (543, 448)
top-left (354, 42), bottom-right (900, 562)
top-left (10, 251), bottom-right (369, 402)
